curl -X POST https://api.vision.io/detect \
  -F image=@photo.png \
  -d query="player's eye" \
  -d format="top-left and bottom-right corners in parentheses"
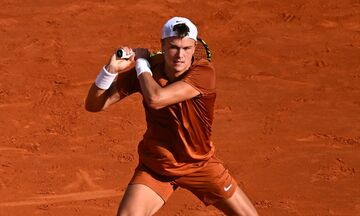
top-left (168, 46), bottom-right (181, 53)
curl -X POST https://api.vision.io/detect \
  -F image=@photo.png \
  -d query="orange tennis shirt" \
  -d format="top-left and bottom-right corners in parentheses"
top-left (116, 55), bottom-right (216, 176)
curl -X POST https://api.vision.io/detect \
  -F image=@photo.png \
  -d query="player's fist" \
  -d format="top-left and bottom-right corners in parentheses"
top-left (105, 47), bottom-right (135, 74)
top-left (134, 48), bottom-right (150, 60)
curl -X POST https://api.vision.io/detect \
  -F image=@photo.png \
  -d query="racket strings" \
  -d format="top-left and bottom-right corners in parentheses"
top-left (194, 38), bottom-right (211, 62)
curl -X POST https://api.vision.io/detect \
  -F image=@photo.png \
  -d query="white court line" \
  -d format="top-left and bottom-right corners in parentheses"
top-left (0, 189), bottom-right (123, 207)
top-left (0, 102), bottom-right (32, 108)
top-left (0, 147), bottom-right (28, 153)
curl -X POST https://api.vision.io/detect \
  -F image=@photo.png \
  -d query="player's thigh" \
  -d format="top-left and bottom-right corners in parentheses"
top-left (117, 184), bottom-right (165, 216)
top-left (213, 186), bottom-right (258, 216)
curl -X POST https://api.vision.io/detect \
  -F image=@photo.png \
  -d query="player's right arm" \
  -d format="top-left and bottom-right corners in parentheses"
top-left (85, 82), bottom-right (121, 112)
top-left (85, 48), bottom-right (135, 112)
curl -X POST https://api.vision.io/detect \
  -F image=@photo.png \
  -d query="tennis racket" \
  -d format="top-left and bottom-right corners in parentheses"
top-left (194, 37), bottom-right (212, 62)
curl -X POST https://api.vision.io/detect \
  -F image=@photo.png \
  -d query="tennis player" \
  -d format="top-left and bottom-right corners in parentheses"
top-left (85, 16), bottom-right (258, 216)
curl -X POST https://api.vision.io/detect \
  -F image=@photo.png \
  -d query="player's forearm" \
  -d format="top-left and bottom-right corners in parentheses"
top-left (135, 57), bottom-right (165, 109)
top-left (85, 83), bottom-right (110, 112)
top-left (85, 64), bottom-right (123, 112)
top-left (138, 73), bottom-right (164, 109)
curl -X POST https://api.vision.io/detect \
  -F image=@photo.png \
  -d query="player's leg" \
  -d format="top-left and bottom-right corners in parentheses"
top-left (176, 156), bottom-right (258, 216)
top-left (117, 163), bottom-right (176, 216)
top-left (212, 186), bottom-right (258, 216)
top-left (117, 184), bottom-right (164, 216)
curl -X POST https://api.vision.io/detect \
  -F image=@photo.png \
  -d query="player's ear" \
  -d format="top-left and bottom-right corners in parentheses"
top-left (192, 40), bottom-right (196, 54)
top-left (160, 39), bottom-right (165, 52)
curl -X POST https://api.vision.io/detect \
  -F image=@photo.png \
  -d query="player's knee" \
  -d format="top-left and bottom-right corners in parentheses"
top-left (117, 208), bottom-right (146, 216)
top-left (215, 204), bottom-right (258, 216)
top-left (117, 205), bottom-right (156, 216)
top-left (237, 207), bottom-right (259, 216)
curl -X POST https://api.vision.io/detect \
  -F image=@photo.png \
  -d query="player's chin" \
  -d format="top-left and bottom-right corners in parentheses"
top-left (172, 66), bottom-right (185, 74)
top-left (172, 63), bottom-right (188, 72)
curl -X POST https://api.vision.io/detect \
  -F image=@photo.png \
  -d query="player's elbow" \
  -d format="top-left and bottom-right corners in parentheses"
top-left (147, 99), bottom-right (164, 110)
top-left (85, 103), bottom-right (103, 112)
top-left (146, 94), bottom-right (166, 110)
top-left (85, 99), bottom-right (105, 112)
top-left (148, 102), bottom-right (165, 110)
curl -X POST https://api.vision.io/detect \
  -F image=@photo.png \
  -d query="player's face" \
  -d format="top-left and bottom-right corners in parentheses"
top-left (162, 37), bottom-right (196, 76)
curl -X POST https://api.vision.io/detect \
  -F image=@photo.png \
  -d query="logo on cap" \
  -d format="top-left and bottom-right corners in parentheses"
top-left (161, 17), bottom-right (198, 41)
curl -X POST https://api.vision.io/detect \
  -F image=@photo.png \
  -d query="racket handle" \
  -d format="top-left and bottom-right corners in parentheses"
top-left (116, 48), bottom-right (133, 59)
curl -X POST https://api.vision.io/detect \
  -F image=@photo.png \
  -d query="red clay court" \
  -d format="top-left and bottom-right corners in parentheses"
top-left (0, 1), bottom-right (359, 215)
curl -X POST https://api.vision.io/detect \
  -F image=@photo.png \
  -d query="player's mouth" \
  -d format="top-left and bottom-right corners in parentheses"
top-left (173, 60), bottom-right (185, 65)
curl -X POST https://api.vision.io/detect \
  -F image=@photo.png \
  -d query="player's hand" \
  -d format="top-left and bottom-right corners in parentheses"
top-left (134, 48), bottom-right (150, 60)
top-left (105, 46), bottom-right (135, 74)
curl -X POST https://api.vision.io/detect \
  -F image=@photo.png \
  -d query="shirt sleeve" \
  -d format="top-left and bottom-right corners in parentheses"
top-left (182, 60), bottom-right (216, 96)
top-left (116, 67), bottom-right (140, 97)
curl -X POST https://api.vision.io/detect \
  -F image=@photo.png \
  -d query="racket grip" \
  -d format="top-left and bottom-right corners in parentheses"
top-left (116, 48), bottom-right (133, 59)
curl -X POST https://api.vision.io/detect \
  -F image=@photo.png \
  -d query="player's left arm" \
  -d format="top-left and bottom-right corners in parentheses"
top-left (138, 73), bottom-right (200, 110)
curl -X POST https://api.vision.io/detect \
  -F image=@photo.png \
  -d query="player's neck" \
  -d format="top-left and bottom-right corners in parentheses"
top-left (164, 64), bottom-right (190, 82)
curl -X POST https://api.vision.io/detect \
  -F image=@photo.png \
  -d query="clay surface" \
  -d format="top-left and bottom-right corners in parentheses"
top-left (0, 1), bottom-right (359, 215)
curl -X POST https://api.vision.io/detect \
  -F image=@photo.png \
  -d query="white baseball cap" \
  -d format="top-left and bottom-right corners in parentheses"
top-left (161, 17), bottom-right (198, 41)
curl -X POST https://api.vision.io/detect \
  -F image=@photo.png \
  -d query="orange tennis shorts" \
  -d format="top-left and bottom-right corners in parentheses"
top-left (129, 156), bottom-right (238, 205)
